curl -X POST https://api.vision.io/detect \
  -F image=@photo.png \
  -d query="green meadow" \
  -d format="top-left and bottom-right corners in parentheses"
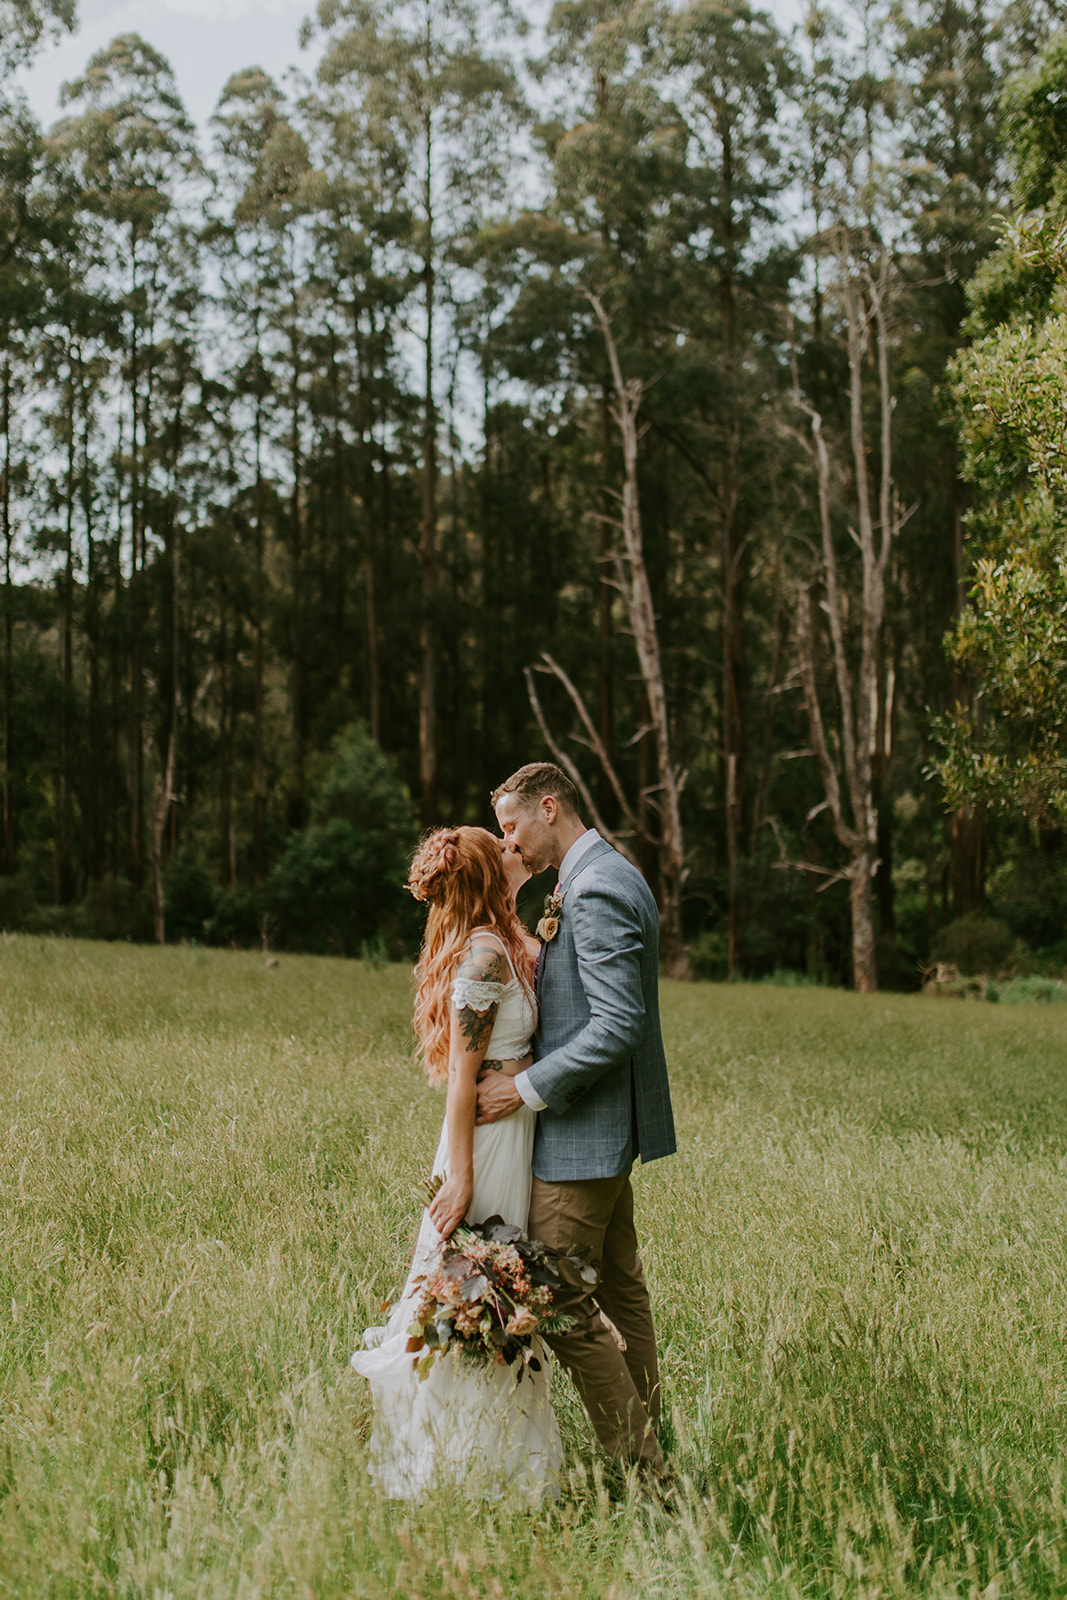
top-left (1, 935), bottom-right (1065, 1599)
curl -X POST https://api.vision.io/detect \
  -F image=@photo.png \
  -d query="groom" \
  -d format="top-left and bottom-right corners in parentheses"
top-left (477, 761), bottom-right (676, 1475)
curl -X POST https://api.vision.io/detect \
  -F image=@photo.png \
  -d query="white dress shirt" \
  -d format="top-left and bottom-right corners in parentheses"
top-left (514, 829), bottom-right (601, 1112)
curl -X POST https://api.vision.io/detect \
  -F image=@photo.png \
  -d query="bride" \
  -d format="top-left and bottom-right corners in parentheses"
top-left (351, 825), bottom-right (563, 1501)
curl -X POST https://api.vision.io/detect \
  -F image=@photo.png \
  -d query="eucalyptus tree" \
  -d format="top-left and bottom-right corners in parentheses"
top-left (786, 0), bottom-right (909, 991)
top-left (521, 0), bottom-right (795, 970)
top-left (937, 36), bottom-right (1067, 828)
top-left (534, 0), bottom-right (673, 835)
top-left (49, 34), bottom-right (200, 887)
top-left (305, 0), bottom-right (525, 826)
top-left (0, 98), bottom-right (44, 877)
top-left (658, 0), bottom-right (794, 974)
top-left (210, 67), bottom-right (313, 859)
top-left (884, 0), bottom-right (1004, 923)
top-left (886, 0), bottom-right (1067, 919)
top-left (503, 3), bottom-right (709, 971)
top-left (0, 0), bottom-right (75, 83)
top-left (298, 81), bottom-right (412, 757)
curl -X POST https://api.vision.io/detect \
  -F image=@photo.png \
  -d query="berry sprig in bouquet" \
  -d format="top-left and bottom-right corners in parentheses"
top-left (405, 1188), bottom-right (590, 1382)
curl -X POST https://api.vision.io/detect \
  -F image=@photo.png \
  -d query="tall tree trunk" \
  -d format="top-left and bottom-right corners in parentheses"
top-left (218, 601), bottom-right (235, 888)
top-left (357, 305), bottom-right (381, 745)
top-left (152, 520), bottom-right (179, 945)
top-left (109, 404), bottom-right (125, 880)
top-left (378, 385), bottom-right (394, 752)
top-left (81, 338), bottom-right (102, 883)
top-left (480, 359), bottom-right (501, 798)
top-left (850, 844), bottom-right (878, 990)
top-left (873, 631), bottom-right (897, 937)
top-left (951, 805), bottom-right (987, 919)
top-left (792, 245), bottom-right (903, 992)
top-left (127, 244), bottom-right (144, 886)
top-left (56, 350), bottom-right (76, 905)
top-left (251, 367), bottom-right (265, 885)
top-left (751, 478), bottom-right (785, 854)
top-left (286, 297), bottom-right (305, 834)
top-left (153, 428), bottom-right (182, 944)
top-left (591, 294), bottom-right (690, 980)
top-left (418, 95), bottom-right (438, 827)
top-left (948, 454), bottom-right (985, 915)
top-left (719, 112), bottom-right (746, 981)
top-left (1, 353), bottom-right (13, 878)
top-left (598, 384), bottom-right (618, 831)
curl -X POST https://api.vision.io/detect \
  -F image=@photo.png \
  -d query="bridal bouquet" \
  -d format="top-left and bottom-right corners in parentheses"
top-left (405, 1209), bottom-right (584, 1383)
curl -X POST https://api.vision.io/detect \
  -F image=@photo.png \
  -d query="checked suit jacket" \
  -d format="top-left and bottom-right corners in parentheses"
top-left (527, 836), bottom-right (676, 1183)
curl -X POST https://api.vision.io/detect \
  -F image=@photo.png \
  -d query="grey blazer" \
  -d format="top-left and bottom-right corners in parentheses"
top-left (527, 836), bottom-right (676, 1182)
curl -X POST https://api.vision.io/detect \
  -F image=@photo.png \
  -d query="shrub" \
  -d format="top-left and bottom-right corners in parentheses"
top-left (267, 724), bottom-right (417, 957)
top-left (0, 876), bottom-right (34, 931)
top-left (992, 974), bottom-right (1067, 1004)
top-left (988, 853), bottom-right (1067, 952)
top-left (931, 914), bottom-right (1014, 975)
top-left (83, 878), bottom-right (152, 942)
top-left (206, 886), bottom-right (265, 949)
top-left (757, 967), bottom-right (827, 988)
top-left (160, 854), bottom-right (218, 943)
top-left (875, 933), bottom-right (922, 992)
top-left (688, 928), bottom-right (728, 981)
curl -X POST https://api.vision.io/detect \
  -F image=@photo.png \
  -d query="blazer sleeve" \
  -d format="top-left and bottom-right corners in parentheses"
top-left (526, 878), bottom-right (646, 1115)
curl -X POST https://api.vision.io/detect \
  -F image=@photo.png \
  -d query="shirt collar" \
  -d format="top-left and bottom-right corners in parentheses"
top-left (558, 828), bottom-right (601, 886)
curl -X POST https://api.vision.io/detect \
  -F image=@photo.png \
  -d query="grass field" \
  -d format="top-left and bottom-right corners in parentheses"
top-left (1, 934), bottom-right (1065, 1598)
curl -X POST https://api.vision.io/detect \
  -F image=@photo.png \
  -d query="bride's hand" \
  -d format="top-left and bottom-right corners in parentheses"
top-left (428, 1172), bottom-right (472, 1239)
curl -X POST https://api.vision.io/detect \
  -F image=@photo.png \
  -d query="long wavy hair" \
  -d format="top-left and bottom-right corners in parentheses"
top-left (409, 826), bottom-right (531, 1085)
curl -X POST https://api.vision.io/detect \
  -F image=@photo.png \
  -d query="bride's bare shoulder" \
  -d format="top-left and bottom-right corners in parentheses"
top-left (460, 930), bottom-right (508, 984)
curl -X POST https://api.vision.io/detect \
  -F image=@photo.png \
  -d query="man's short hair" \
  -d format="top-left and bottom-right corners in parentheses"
top-left (491, 762), bottom-right (581, 817)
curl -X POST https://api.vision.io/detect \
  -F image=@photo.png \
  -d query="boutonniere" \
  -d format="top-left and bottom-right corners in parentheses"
top-left (535, 886), bottom-right (566, 944)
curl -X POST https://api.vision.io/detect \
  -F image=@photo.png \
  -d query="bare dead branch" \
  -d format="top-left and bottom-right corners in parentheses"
top-left (764, 816), bottom-right (851, 888)
top-left (523, 666), bottom-right (638, 866)
top-left (537, 652), bottom-right (639, 831)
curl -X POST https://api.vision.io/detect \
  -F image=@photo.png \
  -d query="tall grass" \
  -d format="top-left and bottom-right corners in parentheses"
top-left (0, 934), bottom-right (1065, 1597)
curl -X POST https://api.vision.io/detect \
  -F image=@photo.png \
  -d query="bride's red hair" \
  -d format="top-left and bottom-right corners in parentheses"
top-left (409, 826), bottom-right (531, 1084)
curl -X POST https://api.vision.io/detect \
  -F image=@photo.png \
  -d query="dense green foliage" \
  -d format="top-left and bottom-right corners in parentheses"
top-left (938, 41), bottom-right (1067, 826)
top-left (266, 723), bottom-right (418, 955)
top-left (3, 1), bottom-right (1067, 981)
top-left (0, 940), bottom-right (1065, 1594)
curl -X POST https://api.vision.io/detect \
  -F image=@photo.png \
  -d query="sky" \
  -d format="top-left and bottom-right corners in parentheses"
top-left (15, 0), bottom-right (804, 135)
top-left (15, 0), bottom-right (324, 131)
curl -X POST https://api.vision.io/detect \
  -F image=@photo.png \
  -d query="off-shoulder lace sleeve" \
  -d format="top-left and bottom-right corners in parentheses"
top-left (451, 976), bottom-right (506, 1013)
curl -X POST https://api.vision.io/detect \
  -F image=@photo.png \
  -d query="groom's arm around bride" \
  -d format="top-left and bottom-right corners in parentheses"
top-left (477, 762), bottom-right (676, 1477)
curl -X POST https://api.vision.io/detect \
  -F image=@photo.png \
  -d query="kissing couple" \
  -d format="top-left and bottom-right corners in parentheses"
top-left (351, 761), bottom-right (676, 1502)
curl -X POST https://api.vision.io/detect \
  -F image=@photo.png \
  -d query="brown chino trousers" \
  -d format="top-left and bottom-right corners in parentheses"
top-left (528, 1169), bottom-right (665, 1473)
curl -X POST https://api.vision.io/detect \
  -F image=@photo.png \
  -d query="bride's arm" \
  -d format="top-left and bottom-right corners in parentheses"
top-left (427, 938), bottom-right (506, 1238)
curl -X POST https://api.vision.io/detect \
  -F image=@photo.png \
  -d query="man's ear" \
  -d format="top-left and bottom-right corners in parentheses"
top-left (541, 795), bottom-right (559, 824)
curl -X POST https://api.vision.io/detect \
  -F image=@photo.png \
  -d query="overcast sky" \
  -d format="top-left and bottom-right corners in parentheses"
top-left (15, 0), bottom-right (323, 132)
top-left (15, 0), bottom-right (802, 136)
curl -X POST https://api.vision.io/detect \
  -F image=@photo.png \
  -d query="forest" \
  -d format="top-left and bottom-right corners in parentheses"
top-left (2, 0), bottom-right (1066, 989)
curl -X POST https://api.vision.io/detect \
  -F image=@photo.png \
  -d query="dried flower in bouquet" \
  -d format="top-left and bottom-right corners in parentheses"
top-left (404, 1215), bottom-right (593, 1382)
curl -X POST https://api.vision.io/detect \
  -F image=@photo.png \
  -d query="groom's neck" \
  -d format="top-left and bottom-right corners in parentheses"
top-left (550, 813), bottom-right (589, 872)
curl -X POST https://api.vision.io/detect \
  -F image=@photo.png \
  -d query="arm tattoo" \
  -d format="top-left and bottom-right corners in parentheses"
top-left (454, 945), bottom-right (506, 1054)
top-left (459, 1005), bottom-right (498, 1053)
top-left (464, 949), bottom-right (505, 984)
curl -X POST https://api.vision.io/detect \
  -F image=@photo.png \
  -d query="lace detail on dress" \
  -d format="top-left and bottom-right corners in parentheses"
top-left (451, 976), bottom-right (507, 1013)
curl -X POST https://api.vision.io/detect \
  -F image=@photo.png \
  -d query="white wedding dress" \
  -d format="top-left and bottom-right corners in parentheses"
top-left (351, 931), bottom-right (563, 1501)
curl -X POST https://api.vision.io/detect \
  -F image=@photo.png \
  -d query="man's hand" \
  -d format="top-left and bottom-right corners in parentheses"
top-left (476, 1070), bottom-right (524, 1125)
